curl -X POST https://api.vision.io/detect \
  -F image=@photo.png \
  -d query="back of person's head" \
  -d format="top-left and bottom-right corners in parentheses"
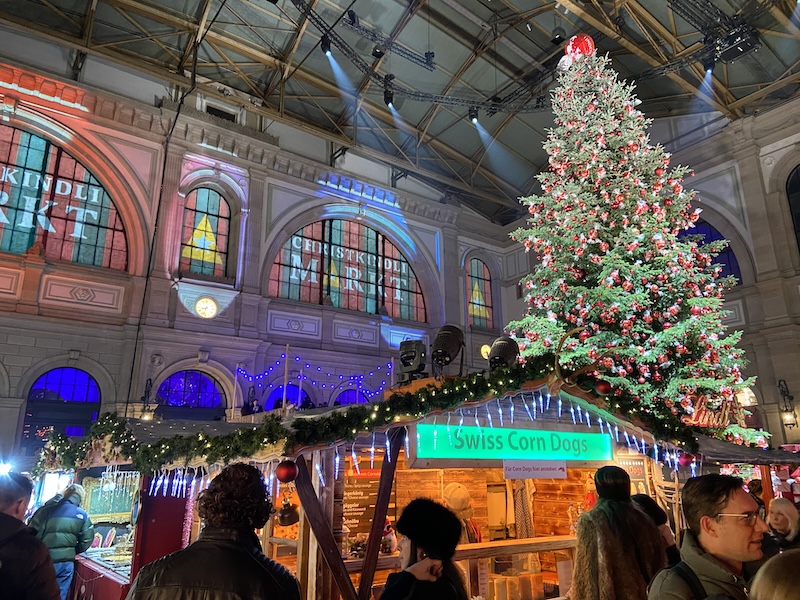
top-left (197, 463), bottom-right (272, 530)
top-left (594, 466), bottom-right (631, 502)
top-left (0, 472), bottom-right (34, 519)
top-left (681, 474), bottom-right (743, 536)
top-left (631, 493), bottom-right (668, 526)
top-left (748, 479), bottom-right (763, 496)
top-left (395, 498), bottom-right (462, 560)
top-left (63, 483), bottom-right (86, 506)
top-left (767, 497), bottom-right (800, 540)
top-left (749, 548), bottom-right (800, 600)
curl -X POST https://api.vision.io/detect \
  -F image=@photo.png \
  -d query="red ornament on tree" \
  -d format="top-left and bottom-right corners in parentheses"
top-left (565, 34), bottom-right (596, 58)
top-left (275, 460), bottom-right (299, 483)
top-left (594, 380), bottom-right (612, 395)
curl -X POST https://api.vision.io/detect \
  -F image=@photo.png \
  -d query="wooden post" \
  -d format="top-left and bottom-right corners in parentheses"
top-left (295, 454), bottom-right (359, 600)
top-left (357, 428), bottom-right (404, 600)
top-left (759, 464), bottom-right (774, 510)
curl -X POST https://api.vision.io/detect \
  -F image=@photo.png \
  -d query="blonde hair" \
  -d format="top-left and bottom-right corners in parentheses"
top-left (750, 548), bottom-right (800, 600)
top-left (767, 497), bottom-right (799, 541)
top-left (63, 484), bottom-right (86, 506)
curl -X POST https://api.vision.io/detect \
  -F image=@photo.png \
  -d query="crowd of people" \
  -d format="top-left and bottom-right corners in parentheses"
top-left (2, 463), bottom-right (800, 600)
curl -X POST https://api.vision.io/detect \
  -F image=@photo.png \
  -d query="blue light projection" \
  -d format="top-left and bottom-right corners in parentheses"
top-left (266, 384), bottom-right (310, 409)
top-left (678, 219), bottom-right (742, 284)
top-left (28, 368), bottom-right (100, 403)
top-left (473, 120), bottom-right (529, 187)
top-left (156, 370), bottom-right (224, 408)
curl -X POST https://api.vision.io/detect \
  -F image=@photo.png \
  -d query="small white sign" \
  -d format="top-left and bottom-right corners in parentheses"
top-left (503, 460), bottom-right (568, 479)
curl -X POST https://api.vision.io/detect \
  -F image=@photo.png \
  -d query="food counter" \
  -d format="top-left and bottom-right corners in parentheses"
top-left (71, 555), bottom-right (130, 600)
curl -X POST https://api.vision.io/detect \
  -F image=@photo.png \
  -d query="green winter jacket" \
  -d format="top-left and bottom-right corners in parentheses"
top-left (29, 495), bottom-right (94, 563)
top-left (647, 530), bottom-right (749, 600)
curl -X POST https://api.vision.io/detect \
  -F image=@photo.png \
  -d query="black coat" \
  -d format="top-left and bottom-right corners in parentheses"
top-left (0, 512), bottom-right (60, 600)
top-left (761, 527), bottom-right (800, 558)
top-left (380, 570), bottom-right (462, 600)
top-left (125, 527), bottom-right (300, 600)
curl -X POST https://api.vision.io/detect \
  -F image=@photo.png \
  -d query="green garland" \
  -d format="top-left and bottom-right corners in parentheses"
top-left (36, 355), bottom-right (709, 476)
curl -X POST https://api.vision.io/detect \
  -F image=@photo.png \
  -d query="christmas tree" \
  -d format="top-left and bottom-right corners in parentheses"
top-left (509, 35), bottom-right (760, 445)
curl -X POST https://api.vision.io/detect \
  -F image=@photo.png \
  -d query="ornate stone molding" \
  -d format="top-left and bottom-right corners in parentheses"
top-left (38, 274), bottom-right (125, 313)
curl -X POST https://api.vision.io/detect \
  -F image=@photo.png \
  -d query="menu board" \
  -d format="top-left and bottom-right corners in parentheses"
top-left (342, 458), bottom-right (395, 536)
top-left (618, 457), bottom-right (650, 496)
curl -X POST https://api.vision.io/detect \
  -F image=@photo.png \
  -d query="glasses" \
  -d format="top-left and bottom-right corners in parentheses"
top-left (716, 511), bottom-right (760, 527)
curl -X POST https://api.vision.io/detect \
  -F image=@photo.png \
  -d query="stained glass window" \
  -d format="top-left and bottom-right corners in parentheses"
top-left (155, 370), bottom-right (224, 408)
top-left (180, 188), bottom-right (230, 277)
top-left (268, 219), bottom-right (426, 322)
top-left (266, 384), bottom-right (309, 409)
top-left (467, 258), bottom-right (493, 328)
top-left (678, 219), bottom-right (742, 284)
top-left (0, 124), bottom-right (128, 270)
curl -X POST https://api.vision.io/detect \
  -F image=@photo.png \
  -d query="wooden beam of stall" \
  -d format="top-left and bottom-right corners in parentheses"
top-left (295, 455), bottom-right (359, 600)
top-left (357, 427), bottom-right (405, 600)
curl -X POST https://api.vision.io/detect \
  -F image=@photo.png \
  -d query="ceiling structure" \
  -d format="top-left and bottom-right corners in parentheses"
top-left (0, 0), bottom-right (798, 224)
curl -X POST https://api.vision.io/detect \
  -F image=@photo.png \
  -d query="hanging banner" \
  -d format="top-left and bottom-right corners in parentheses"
top-left (414, 424), bottom-right (613, 462)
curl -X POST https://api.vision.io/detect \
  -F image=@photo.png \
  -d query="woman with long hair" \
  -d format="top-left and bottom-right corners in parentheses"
top-left (570, 466), bottom-right (665, 600)
top-left (380, 498), bottom-right (469, 600)
top-left (761, 497), bottom-right (800, 557)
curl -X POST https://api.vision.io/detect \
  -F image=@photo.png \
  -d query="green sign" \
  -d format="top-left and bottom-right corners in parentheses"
top-left (415, 424), bottom-right (613, 461)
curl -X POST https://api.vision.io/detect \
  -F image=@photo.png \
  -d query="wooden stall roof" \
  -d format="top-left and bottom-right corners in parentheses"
top-left (696, 435), bottom-right (800, 465)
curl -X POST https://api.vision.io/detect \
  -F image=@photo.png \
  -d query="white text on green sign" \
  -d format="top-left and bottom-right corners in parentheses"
top-left (415, 424), bottom-right (613, 461)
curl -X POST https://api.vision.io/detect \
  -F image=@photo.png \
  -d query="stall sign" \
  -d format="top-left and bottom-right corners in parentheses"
top-left (503, 460), bottom-right (568, 479)
top-left (415, 424), bottom-right (613, 461)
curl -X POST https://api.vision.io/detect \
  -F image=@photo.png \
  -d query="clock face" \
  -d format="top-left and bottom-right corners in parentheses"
top-left (480, 344), bottom-right (492, 360)
top-left (194, 296), bottom-right (218, 319)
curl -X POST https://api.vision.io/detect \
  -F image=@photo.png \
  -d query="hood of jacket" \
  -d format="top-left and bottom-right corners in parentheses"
top-left (0, 511), bottom-right (28, 547)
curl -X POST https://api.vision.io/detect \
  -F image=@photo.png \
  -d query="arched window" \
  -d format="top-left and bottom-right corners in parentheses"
top-left (268, 219), bottom-right (427, 322)
top-left (180, 188), bottom-right (230, 278)
top-left (21, 367), bottom-right (101, 455)
top-left (0, 124), bottom-right (128, 270)
top-left (333, 389), bottom-right (369, 406)
top-left (266, 384), bottom-right (310, 409)
top-left (155, 370), bottom-right (224, 408)
top-left (677, 219), bottom-right (742, 284)
top-left (789, 165), bottom-right (800, 256)
top-left (467, 258), bottom-right (494, 328)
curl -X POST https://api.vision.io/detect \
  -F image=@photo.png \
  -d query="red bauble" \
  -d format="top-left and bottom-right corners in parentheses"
top-left (678, 453), bottom-right (694, 468)
top-left (565, 34), bottom-right (596, 58)
top-left (594, 380), bottom-right (612, 395)
top-left (275, 460), bottom-right (299, 483)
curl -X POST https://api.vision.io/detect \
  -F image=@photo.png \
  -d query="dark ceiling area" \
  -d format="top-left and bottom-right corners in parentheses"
top-left (0, 0), bottom-right (798, 224)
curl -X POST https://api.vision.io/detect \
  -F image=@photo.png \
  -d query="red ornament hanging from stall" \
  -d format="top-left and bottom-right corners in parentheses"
top-left (565, 34), bottom-right (596, 59)
top-left (678, 452), bottom-right (695, 468)
top-left (275, 459), bottom-right (299, 483)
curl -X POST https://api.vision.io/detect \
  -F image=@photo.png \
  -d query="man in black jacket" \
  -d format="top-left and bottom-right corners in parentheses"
top-left (126, 463), bottom-right (300, 600)
top-left (0, 470), bottom-right (60, 600)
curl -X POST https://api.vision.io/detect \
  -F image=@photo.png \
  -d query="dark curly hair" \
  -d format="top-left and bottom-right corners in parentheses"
top-left (197, 463), bottom-right (273, 530)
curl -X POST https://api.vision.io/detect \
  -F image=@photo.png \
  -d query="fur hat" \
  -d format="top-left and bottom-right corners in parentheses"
top-left (395, 498), bottom-right (462, 560)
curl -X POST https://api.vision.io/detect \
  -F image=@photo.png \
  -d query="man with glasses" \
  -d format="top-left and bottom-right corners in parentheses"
top-left (648, 474), bottom-right (768, 599)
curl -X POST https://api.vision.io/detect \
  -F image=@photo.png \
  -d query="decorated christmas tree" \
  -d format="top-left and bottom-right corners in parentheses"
top-left (509, 35), bottom-right (761, 445)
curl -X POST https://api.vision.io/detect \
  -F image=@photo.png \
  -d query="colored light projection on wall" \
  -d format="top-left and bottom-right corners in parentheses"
top-left (28, 367), bottom-right (101, 403)
top-left (414, 424), bottom-right (613, 461)
top-left (180, 188), bottom-right (229, 277)
top-left (467, 257), bottom-right (493, 329)
top-left (677, 219), bottom-right (742, 285)
top-left (156, 370), bottom-right (225, 408)
top-left (0, 124), bottom-right (128, 270)
top-left (268, 219), bottom-right (426, 322)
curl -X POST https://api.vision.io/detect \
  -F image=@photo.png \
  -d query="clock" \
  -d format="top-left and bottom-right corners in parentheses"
top-left (194, 296), bottom-right (219, 319)
top-left (480, 344), bottom-right (492, 360)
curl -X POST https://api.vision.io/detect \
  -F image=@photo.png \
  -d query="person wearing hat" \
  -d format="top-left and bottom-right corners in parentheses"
top-left (380, 498), bottom-right (469, 600)
top-left (29, 483), bottom-right (94, 600)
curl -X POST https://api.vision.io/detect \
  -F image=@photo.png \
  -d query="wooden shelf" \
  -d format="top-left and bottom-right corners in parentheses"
top-left (453, 535), bottom-right (577, 561)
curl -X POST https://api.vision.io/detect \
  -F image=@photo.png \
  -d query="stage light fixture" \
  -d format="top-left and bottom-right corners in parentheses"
top-left (346, 9), bottom-right (358, 26)
top-left (487, 335), bottom-right (520, 370)
top-left (397, 339), bottom-right (427, 385)
top-left (320, 35), bottom-right (331, 56)
top-left (372, 45), bottom-right (386, 59)
top-left (431, 325), bottom-right (464, 368)
top-left (468, 107), bottom-right (478, 123)
top-left (551, 26), bottom-right (566, 45)
top-left (384, 88), bottom-right (394, 107)
top-left (702, 54), bottom-right (717, 74)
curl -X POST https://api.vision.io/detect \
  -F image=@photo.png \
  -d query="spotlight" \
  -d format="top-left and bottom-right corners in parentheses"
top-left (372, 45), bottom-right (386, 59)
top-left (397, 340), bottom-right (427, 385)
top-left (346, 9), bottom-right (358, 26)
top-left (487, 336), bottom-right (520, 370)
top-left (431, 325), bottom-right (464, 368)
top-left (425, 51), bottom-right (435, 68)
top-left (384, 88), bottom-right (394, 107)
top-left (468, 106), bottom-right (479, 123)
top-left (702, 54), bottom-right (716, 74)
top-left (0, 463), bottom-right (11, 476)
top-left (551, 26), bottom-right (566, 45)
top-left (321, 35), bottom-right (331, 56)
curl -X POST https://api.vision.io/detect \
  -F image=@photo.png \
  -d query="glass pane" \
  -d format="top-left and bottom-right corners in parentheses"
top-left (155, 370), bottom-right (224, 408)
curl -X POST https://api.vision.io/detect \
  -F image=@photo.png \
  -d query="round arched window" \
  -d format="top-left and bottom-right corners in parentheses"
top-left (266, 384), bottom-right (310, 409)
top-left (28, 367), bottom-right (101, 403)
top-left (156, 370), bottom-right (224, 408)
top-left (332, 389), bottom-right (369, 406)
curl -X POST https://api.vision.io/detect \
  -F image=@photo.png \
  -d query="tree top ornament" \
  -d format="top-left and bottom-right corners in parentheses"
top-left (558, 33), bottom-right (596, 71)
